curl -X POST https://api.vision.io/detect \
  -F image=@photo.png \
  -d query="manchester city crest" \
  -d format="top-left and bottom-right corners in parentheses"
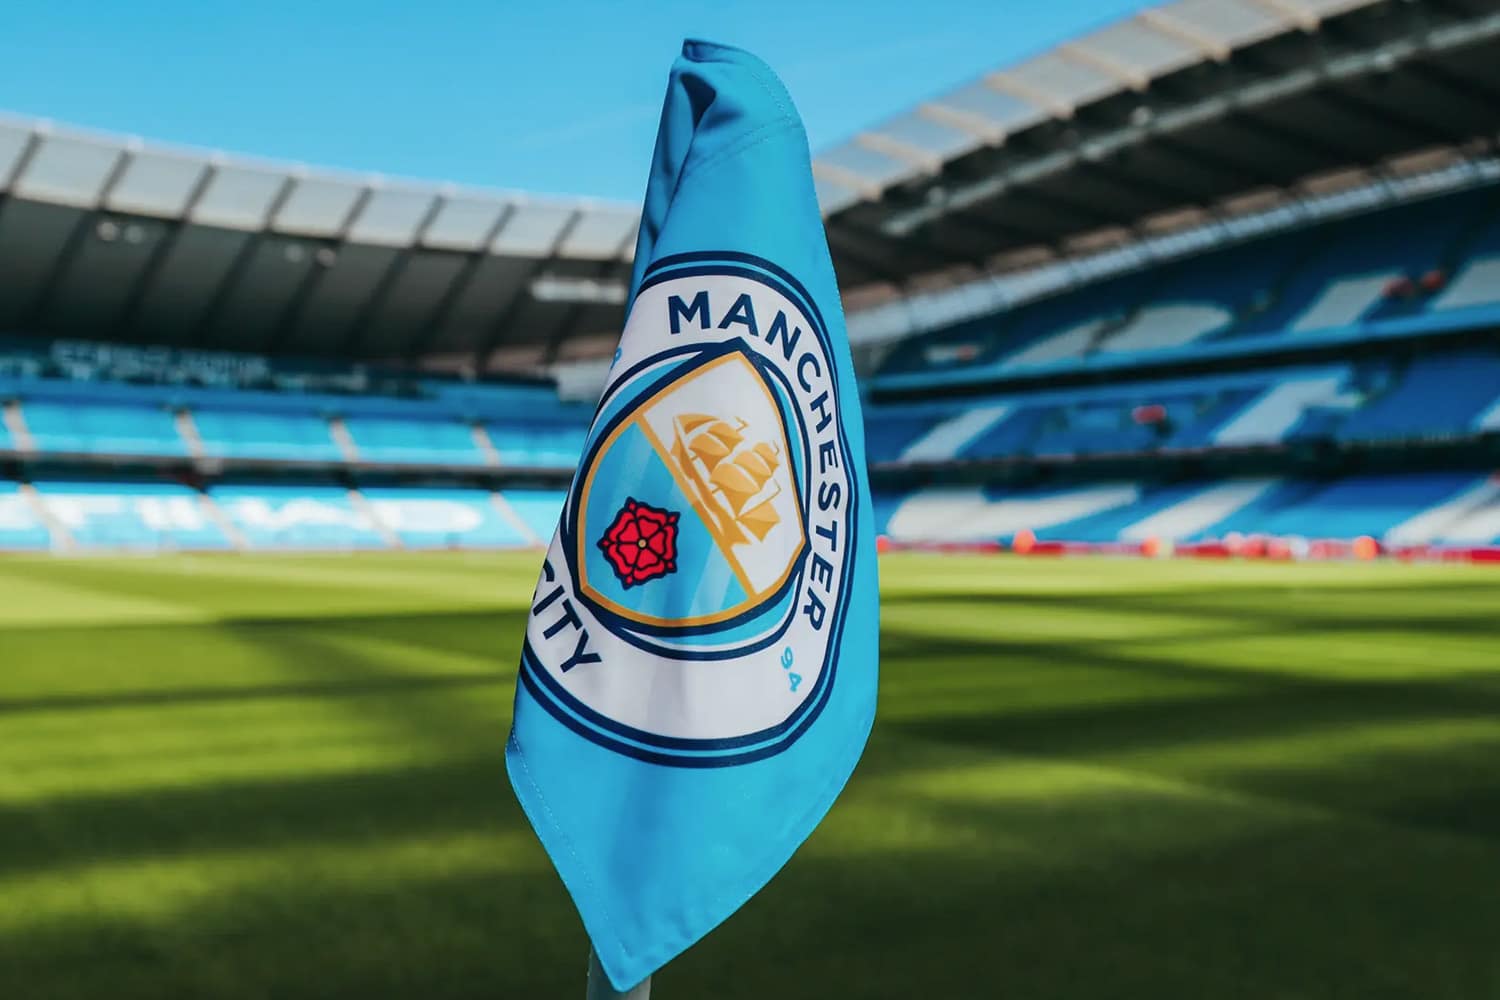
top-left (521, 253), bottom-right (858, 767)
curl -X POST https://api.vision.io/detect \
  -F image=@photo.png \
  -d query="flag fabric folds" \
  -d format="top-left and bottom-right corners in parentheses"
top-left (506, 40), bottom-right (878, 990)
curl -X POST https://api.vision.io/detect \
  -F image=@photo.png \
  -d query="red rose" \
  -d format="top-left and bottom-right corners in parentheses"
top-left (598, 498), bottom-right (680, 588)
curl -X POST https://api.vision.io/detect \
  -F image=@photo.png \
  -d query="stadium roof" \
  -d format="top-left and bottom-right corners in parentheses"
top-left (816, 0), bottom-right (1500, 292)
top-left (0, 115), bottom-right (640, 372)
top-left (5, 0), bottom-right (1500, 372)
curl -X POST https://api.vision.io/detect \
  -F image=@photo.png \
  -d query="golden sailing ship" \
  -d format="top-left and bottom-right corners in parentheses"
top-left (670, 413), bottom-right (784, 548)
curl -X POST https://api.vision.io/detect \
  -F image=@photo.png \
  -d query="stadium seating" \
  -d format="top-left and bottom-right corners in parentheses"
top-left (1242, 473), bottom-right (1484, 541)
top-left (1334, 350), bottom-right (1500, 442)
top-left (0, 475), bottom-right (567, 552)
top-left (0, 349), bottom-right (593, 470)
top-left (342, 415), bottom-right (488, 466)
top-left (359, 487), bottom-right (528, 548)
top-left (0, 482), bottom-right (52, 549)
top-left (865, 338), bottom-right (1500, 464)
top-left (873, 185), bottom-right (1500, 392)
top-left (22, 400), bottom-right (186, 457)
top-left (864, 366), bottom-right (1365, 463)
top-left (500, 489), bottom-right (567, 542)
top-left (486, 423), bottom-right (589, 469)
top-left (210, 485), bottom-right (388, 550)
top-left (192, 407), bottom-right (345, 462)
top-left (1, 182), bottom-right (1497, 558)
top-left (876, 471), bottom-right (1500, 548)
top-left (32, 480), bottom-right (230, 549)
top-left (1428, 477), bottom-right (1500, 546)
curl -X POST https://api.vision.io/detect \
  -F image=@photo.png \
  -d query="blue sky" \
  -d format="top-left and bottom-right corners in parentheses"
top-left (0, 1), bottom-right (1150, 202)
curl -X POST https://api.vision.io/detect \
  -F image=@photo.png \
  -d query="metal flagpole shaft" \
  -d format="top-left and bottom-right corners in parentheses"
top-left (587, 948), bottom-right (652, 999)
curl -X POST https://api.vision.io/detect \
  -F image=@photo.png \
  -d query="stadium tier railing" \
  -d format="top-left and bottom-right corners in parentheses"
top-left (863, 347), bottom-right (1500, 468)
top-left (872, 470), bottom-right (1500, 562)
top-left (2, 478), bottom-right (569, 554)
top-left (871, 183), bottom-right (1500, 396)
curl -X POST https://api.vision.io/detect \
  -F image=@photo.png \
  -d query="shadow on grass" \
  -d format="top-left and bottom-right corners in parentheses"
top-left (0, 673), bottom-right (506, 716)
top-left (881, 584), bottom-right (1500, 638)
top-left (7, 753), bottom-right (1500, 1000)
top-left (0, 609), bottom-right (524, 712)
top-left (4, 571), bottom-right (1499, 997)
top-left (0, 753), bottom-right (523, 882)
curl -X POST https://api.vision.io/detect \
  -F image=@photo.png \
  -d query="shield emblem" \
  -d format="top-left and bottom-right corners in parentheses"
top-left (574, 349), bottom-right (807, 630)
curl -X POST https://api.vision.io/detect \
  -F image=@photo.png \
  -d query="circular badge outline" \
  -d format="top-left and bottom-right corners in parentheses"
top-left (519, 254), bottom-right (859, 767)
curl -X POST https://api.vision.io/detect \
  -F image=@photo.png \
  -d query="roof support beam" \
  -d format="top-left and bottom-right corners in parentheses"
top-left (840, 209), bottom-right (1002, 270)
top-left (1135, 8), bottom-right (1231, 62)
top-left (539, 266), bottom-right (628, 367)
top-left (0, 129), bottom-right (44, 201)
top-left (538, 226), bottom-right (637, 365)
top-left (396, 202), bottom-right (515, 361)
top-left (1405, 59), bottom-right (1500, 116)
top-left (1057, 43), bottom-right (1149, 92)
top-left (1246, 0), bottom-right (1320, 33)
top-left (878, 8), bottom-right (1500, 237)
top-left (473, 210), bottom-right (584, 373)
top-left (1013, 185), bottom-right (1129, 230)
top-left (933, 207), bottom-right (1062, 254)
top-left (189, 175), bottom-right (298, 346)
top-left (1227, 109), bottom-right (1373, 168)
top-left (810, 161), bottom-right (883, 200)
top-left (984, 73), bottom-right (1072, 119)
top-left (263, 185), bottom-right (375, 354)
top-left (970, 131), bottom-right (1143, 229)
top-left (1074, 156), bottom-right (1205, 211)
top-left (1316, 85), bottom-right (1463, 149)
top-left (916, 103), bottom-right (1004, 145)
top-left (330, 193), bottom-right (444, 357)
top-left (855, 133), bottom-right (942, 174)
top-left (824, 227), bottom-right (919, 287)
top-left (1149, 133), bottom-right (1288, 191)
top-left (114, 161), bottom-right (218, 338)
top-left (24, 146), bottom-right (135, 329)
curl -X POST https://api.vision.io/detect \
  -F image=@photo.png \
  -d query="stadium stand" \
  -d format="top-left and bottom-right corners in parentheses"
top-left (3, 0), bottom-right (1500, 560)
top-left (499, 489), bottom-right (571, 543)
top-left (860, 182), bottom-right (1500, 558)
top-left (873, 185), bottom-right (1500, 393)
top-left (0, 481), bottom-right (52, 549)
top-left (211, 484), bottom-right (389, 550)
top-left (877, 471), bottom-right (1500, 550)
top-left (358, 487), bottom-right (531, 549)
top-left (0, 337), bottom-right (584, 551)
top-left (31, 479), bottom-right (231, 550)
top-left (192, 405), bottom-right (345, 463)
top-left (341, 413), bottom-right (488, 466)
top-left (21, 397), bottom-right (185, 457)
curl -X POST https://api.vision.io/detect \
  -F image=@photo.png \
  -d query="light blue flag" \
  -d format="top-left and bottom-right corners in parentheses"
top-left (506, 39), bottom-right (878, 991)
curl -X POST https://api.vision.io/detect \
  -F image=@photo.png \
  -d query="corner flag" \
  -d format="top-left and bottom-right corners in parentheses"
top-left (506, 40), bottom-right (878, 991)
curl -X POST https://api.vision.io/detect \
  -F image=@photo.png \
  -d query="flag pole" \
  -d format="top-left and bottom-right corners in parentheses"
top-left (587, 947), bottom-right (652, 999)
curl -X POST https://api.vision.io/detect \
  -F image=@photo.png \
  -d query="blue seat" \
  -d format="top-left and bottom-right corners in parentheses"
top-left (487, 424), bottom-right (587, 469)
top-left (193, 409), bottom-right (344, 461)
top-left (0, 482), bottom-right (51, 549)
top-left (360, 488), bottom-right (529, 548)
top-left (501, 489), bottom-right (568, 541)
top-left (343, 416), bottom-right (486, 465)
top-left (211, 484), bottom-right (386, 550)
top-left (1336, 350), bottom-right (1500, 442)
top-left (23, 401), bottom-right (185, 456)
top-left (32, 481), bottom-right (228, 549)
top-left (1245, 473), bottom-right (1478, 540)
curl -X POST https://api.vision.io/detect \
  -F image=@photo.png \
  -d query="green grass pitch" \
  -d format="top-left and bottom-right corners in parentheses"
top-left (2, 551), bottom-right (1499, 998)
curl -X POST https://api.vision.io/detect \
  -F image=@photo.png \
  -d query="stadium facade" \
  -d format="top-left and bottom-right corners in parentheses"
top-left (0, 0), bottom-right (1497, 558)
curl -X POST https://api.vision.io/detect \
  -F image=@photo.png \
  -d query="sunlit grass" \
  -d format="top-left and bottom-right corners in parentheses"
top-left (2, 551), bottom-right (1498, 998)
